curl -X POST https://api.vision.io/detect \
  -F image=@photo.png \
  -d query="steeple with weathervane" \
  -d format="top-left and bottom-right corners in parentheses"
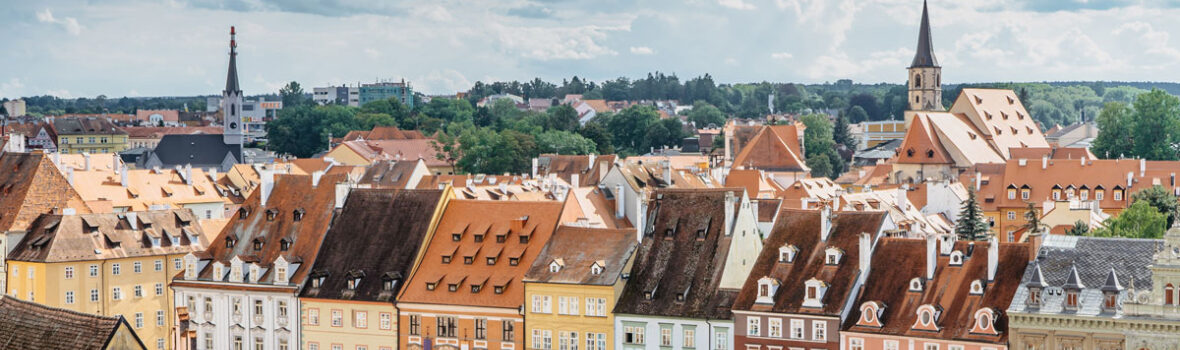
top-left (222, 26), bottom-right (244, 147)
top-left (908, 1), bottom-right (943, 112)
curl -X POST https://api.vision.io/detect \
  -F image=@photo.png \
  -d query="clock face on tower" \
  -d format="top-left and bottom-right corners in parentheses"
top-left (230, 122), bottom-right (238, 130)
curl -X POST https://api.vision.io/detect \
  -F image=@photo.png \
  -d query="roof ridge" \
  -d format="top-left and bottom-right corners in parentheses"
top-left (0, 296), bottom-right (122, 321)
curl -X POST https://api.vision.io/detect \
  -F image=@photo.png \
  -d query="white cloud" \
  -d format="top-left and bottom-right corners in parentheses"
top-left (415, 69), bottom-right (473, 95)
top-left (364, 48), bottom-right (381, 59)
top-left (0, 78), bottom-right (25, 98)
top-left (630, 46), bottom-right (656, 55)
top-left (35, 9), bottom-right (82, 36)
top-left (495, 25), bottom-right (620, 60)
top-left (771, 52), bottom-right (793, 59)
top-left (718, 0), bottom-right (756, 10)
top-left (44, 89), bottom-right (72, 98)
top-left (411, 4), bottom-right (453, 22)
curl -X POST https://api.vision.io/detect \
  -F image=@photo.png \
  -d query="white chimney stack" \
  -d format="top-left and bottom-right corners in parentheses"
top-left (896, 187), bottom-right (908, 211)
top-left (531, 158), bottom-right (539, 178)
top-left (499, 182), bottom-right (508, 197)
top-left (974, 171), bottom-right (982, 190)
top-left (112, 154), bottom-right (120, 173)
top-left (820, 202), bottom-right (833, 241)
top-left (82, 153), bottom-right (90, 171)
top-left (926, 234), bottom-right (937, 280)
top-left (859, 232), bottom-right (872, 274)
top-left (120, 165), bottom-right (129, 187)
top-left (571, 174), bottom-right (580, 188)
top-left (209, 168), bottom-right (218, 180)
top-left (312, 170), bottom-right (325, 187)
top-left (614, 184), bottom-right (626, 219)
top-left (988, 236), bottom-right (999, 281)
top-left (661, 160), bottom-right (672, 187)
top-left (635, 196), bottom-right (648, 242)
top-left (724, 191), bottom-right (736, 236)
top-left (1042, 155), bottom-right (1048, 169)
top-left (127, 212), bottom-right (138, 230)
top-left (1127, 171), bottom-right (1134, 188)
top-left (587, 154), bottom-right (596, 171)
top-left (1080, 156), bottom-right (1086, 166)
top-left (66, 166), bottom-right (74, 186)
top-left (183, 164), bottom-right (193, 185)
top-left (260, 170), bottom-right (275, 207)
top-left (1140, 158), bottom-right (1146, 176)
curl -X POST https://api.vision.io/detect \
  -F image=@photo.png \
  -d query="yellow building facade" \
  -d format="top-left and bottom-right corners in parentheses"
top-left (524, 282), bottom-right (622, 350)
top-left (53, 117), bottom-right (130, 154)
top-left (300, 298), bottom-right (399, 350)
top-left (8, 254), bottom-right (188, 350)
top-left (5, 209), bottom-right (209, 350)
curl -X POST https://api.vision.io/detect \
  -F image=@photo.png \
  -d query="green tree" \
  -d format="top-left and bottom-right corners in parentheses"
top-left (847, 105), bottom-right (869, 123)
top-left (956, 187), bottom-right (991, 241)
top-left (1065, 220), bottom-right (1090, 236)
top-left (360, 97), bottom-right (412, 126)
top-left (430, 131), bottom-right (463, 172)
top-left (1022, 202), bottom-right (1046, 234)
top-left (279, 81), bottom-right (310, 108)
top-left (536, 130), bottom-right (597, 155)
top-left (1130, 89), bottom-right (1180, 160)
top-left (1131, 185), bottom-right (1179, 228)
top-left (266, 105), bottom-right (359, 157)
top-left (605, 106), bottom-right (661, 155)
top-left (1091, 102), bottom-right (1134, 159)
top-left (687, 101), bottom-right (726, 128)
top-left (1090, 200), bottom-right (1167, 238)
top-left (578, 122), bottom-right (614, 154)
top-left (833, 114), bottom-right (852, 147)
top-left (545, 104), bottom-right (580, 132)
top-left (799, 114), bottom-right (846, 178)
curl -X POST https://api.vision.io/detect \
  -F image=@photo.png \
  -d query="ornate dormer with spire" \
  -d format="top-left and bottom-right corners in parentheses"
top-left (908, 1), bottom-right (943, 112)
top-left (222, 26), bottom-right (244, 147)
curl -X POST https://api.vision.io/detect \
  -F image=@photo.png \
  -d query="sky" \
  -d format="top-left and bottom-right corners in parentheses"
top-left (5, 0), bottom-right (1180, 98)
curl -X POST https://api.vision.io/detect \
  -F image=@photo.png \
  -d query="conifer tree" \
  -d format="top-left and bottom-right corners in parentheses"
top-left (956, 186), bottom-right (991, 241)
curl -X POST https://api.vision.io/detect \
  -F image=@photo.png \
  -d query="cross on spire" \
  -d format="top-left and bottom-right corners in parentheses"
top-left (225, 26), bottom-right (241, 94)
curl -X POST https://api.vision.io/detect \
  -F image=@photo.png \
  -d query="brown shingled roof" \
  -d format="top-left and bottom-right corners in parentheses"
top-left (0, 296), bottom-right (145, 350)
top-left (8, 209), bottom-right (208, 263)
top-left (843, 238), bottom-right (1030, 344)
top-left (0, 152), bottom-right (92, 232)
top-left (359, 160), bottom-right (423, 189)
top-left (732, 209), bottom-right (887, 315)
top-left (299, 188), bottom-right (446, 301)
top-left (536, 154), bottom-right (617, 187)
top-left (613, 188), bottom-right (743, 319)
top-left (523, 225), bottom-right (637, 285)
top-left (731, 124), bottom-right (808, 172)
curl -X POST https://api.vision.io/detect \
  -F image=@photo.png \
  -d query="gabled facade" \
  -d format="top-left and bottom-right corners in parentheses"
top-left (1008, 233), bottom-right (1180, 349)
top-left (171, 173), bottom-right (348, 350)
top-left (732, 208), bottom-right (887, 350)
top-left (841, 237), bottom-right (1030, 350)
top-left (396, 200), bottom-right (567, 350)
top-left (523, 226), bottom-right (638, 350)
top-left (6, 209), bottom-right (209, 350)
top-left (729, 124), bottom-right (809, 187)
top-left (0, 296), bottom-right (148, 349)
top-left (299, 188), bottom-right (450, 350)
top-left (612, 188), bottom-right (763, 350)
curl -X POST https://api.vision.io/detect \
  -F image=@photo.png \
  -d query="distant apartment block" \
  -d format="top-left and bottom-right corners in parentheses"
top-left (3, 99), bottom-right (27, 117)
top-left (313, 85), bottom-right (360, 106)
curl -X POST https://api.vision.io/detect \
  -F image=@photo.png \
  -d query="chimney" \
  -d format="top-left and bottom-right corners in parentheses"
top-left (820, 203), bottom-right (833, 241)
top-left (1140, 158), bottom-right (1146, 176)
top-left (66, 167), bottom-right (74, 186)
top-left (312, 170), bottom-right (325, 187)
top-left (724, 191), bottom-right (736, 237)
top-left (1080, 156), bottom-right (1086, 166)
top-left (260, 170), bottom-right (275, 207)
top-left (335, 182), bottom-right (351, 209)
top-left (531, 158), bottom-right (539, 178)
top-left (615, 183), bottom-right (626, 219)
top-left (498, 182), bottom-right (508, 197)
top-left (209, 168), bottom-right (218, 181)
top-left (120, 165), bottom-right (129, 187)
top-left (939, 234), bottom-right (954, 255)
top-left (82, 153), bottom-right (90, 171)
top-left (988, 236), bottom-right (999, 281)
top-left (571, 174), bottom-right (580, 188)
top-left (112, 154), bottom-right (120, 173)
top-left (635, 196), bottom-right (649, 242)
top-left (661, 160), bottom-right (672, 187)
top-left (896, 187), bottom-right (908, 211)
top-left (52, 152), bottom-right (60, 167)
top-left (1127, 172), bottom-right (1134, 188)
top-left (974, 171), bottom-right (982, 190)
top-left (859, 232), bottom-right (872, 274)
top-left (183, 164), bottom-right (193, 185)
top-left (127, 212), bottom-right (138, 230)
top-left (510, 216), bottom-right (526, 233)
top-left (587, 154), bottom-right (596, 171)
top-left (926, 234), bottom-right (937, 280)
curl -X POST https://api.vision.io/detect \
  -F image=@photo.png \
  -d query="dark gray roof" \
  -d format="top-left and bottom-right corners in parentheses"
top-left (1008, 235), bottom-right (1158, 317)
top-left (145, 134), bottom-right (240, 168)
top-left (910, 0), bottom-right (939, 68)
top-left (1101, 268), bottom-right (1123, 292)
top-left (51, 117), bottom-right (126, 136)
top-left (1026, 261), bottom-right (1048, 288)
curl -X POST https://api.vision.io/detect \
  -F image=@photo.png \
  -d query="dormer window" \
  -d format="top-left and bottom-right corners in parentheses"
top-left (1052, 185), bottom-right (1062, 201)
top-left (275, 265), bottom-right (287, 284)
top-left (266, 209), bottom-right (278, 221)
top-left (1095, 186), bottom-right (1105, 200)
top-left (802, 278), bottom-right (828, 308)
top-left (824, 247), bottom-right (843, 265)
top-left (471, 284), bottom-right (482, 293)
top-left (311, 276), bottom-right (325, 288)
top-left (426, 282), bottom-right (437, 291)
top-left (509, 257), bottom-right (520, 266)
top-left (858, 301), bottom-right (885, 328)
top-left (1021, 185), bottom-right (1031, 200)
top-left (292, 209), bottom-right (305, 222)
top-left (970, 308), bottom-right (998, 335)
top-left (913, 305), bottom-right (940, 331)
top-left (225, 236), bottom-right (236, 248)
top-left (949, 251), bottom-right (963, 266)
top-left (970, 280), bottom-right (984, 295)
top-left (487, 256), bottom-right (497, 265)
top-left (384, 279), bottom-right (395, 291)
top-left (909, 278), bottom-right (924, 292)
top-left (755, 277), bottom-right (780, 304)
top-left (348, 279), bottom-right (359, 290)
top-left (1113, 187), bottom-right (1124, 201)
top-left (778, 245), bottom-right (798, 263)
top-left (442, 255), bottom-right (452, 264)
top-left (448, 283), bottom-right (458, 292)
top-left (590, 262), bottom-right (604, 275)
top-left (1064, 289), bottom-right (1080, 309)
top-left (549, 259), bottom-right (563, 273)
top-left (238, 207), bottom-right (249, 219)
top-left (279, 238), bottom-right (291, 251)
top-left (252, 239), bottom-right (263, 251)
top-left (1007, 185), bottom-right (1016, 200)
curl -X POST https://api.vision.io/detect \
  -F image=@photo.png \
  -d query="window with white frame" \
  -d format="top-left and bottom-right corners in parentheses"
top-left (532, 295), bottom-right (544, 313)
top-left (155, 283), bottom-right (164, 296)
top-left (789, 319), bottom-right (803, 339)
top-left (812, 320), bottom-right (826, 341)
top-left (683, 328), bottom-right (695, 348)
top-left (925, 343), bottom-right (939, 350)
top-left (884, 340), bottom-right (899, 350)
top-left (950, 345), bottom-right (964, 350)
top-left (768, 318), bottom-right (782, 338)
top-left (65, 291), bottom-right (75, 304)
top-left (65, 266), bottom-right (74, 279)
top-left (660, 327), bottom-right (672, 346)
top-left (624, 326), bottom-right (644, 344)
top-left (714, 331), bottom-right (727, 350)
top-left (157, 310), bottom-right (165, 326)
top-left (747, 317), bottom-right (760, 336)
top-left (849, 338), bottom-right (864, 350)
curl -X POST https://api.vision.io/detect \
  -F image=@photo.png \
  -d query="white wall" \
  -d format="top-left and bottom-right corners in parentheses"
top-left (173, 286), bottom-right (298, 350)
top-left (615, 315), bottom-right (732, 350)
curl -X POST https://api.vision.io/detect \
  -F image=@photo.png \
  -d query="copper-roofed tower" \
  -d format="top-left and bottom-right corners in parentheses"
top-left (908, 1), bottom-right (943, 112)
top-left (221, 26), bottom-right (244, 147)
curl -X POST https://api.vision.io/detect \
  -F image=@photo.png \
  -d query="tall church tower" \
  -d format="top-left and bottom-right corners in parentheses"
top-left (222, 26), bottom-right (244, 147)
top-left (908, 1), bottom-right (943, 112)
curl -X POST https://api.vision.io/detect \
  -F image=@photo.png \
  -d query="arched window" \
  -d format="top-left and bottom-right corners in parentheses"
top-left (1167, 284), bottom-right (1175, 305)
top-left (914, 74), bottom-right (922, 88)
top-left (914, 96), bottom-right (920, 104)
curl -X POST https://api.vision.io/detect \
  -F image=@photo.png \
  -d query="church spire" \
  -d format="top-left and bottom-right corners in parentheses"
top-left (225, 26), bottom-right (241, 94)
top-left (910, 0), bottom-right (939, 68)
